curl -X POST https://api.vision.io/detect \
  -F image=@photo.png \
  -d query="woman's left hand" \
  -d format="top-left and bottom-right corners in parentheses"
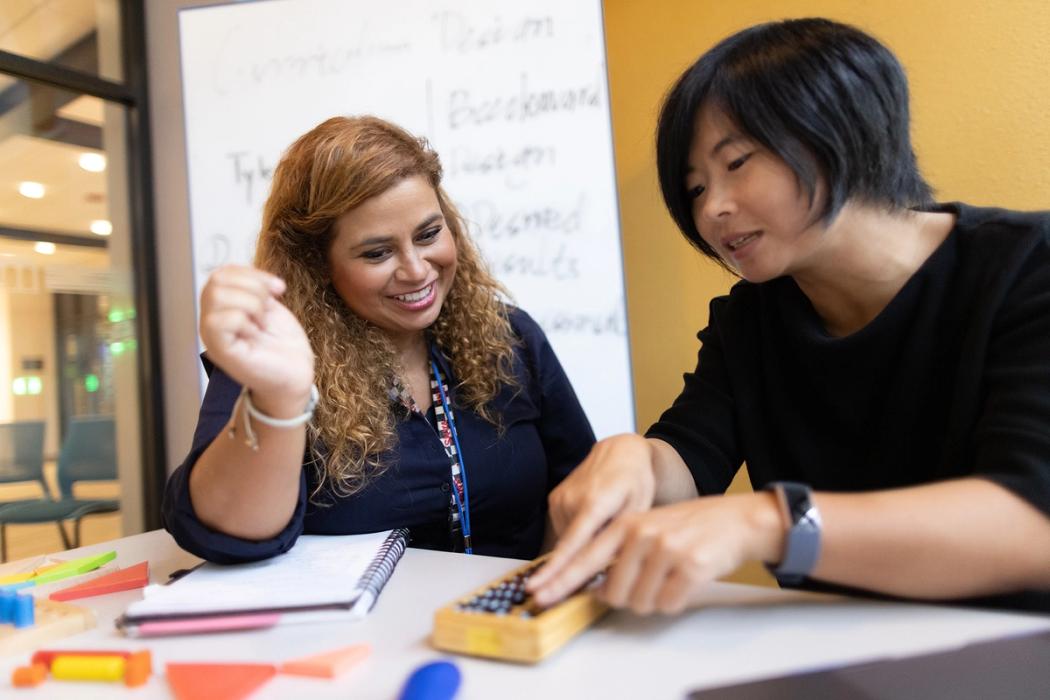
top-left (546, 493), bottom-right (785, 614)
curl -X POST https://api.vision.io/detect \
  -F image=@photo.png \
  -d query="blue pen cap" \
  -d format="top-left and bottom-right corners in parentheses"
top-left (398, 660), bottom-right (461, 700)
top-left (13, 593), bottom-right (34, 628)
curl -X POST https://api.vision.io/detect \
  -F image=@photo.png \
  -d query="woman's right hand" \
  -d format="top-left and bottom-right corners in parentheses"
top-left (199, 265), bottom-right (315, 415)
top-left (527, 434), bottom-right (657, 591)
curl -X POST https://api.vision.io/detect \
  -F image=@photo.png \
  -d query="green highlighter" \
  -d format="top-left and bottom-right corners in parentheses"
top-left (29, 551), bottom-right (117, 586)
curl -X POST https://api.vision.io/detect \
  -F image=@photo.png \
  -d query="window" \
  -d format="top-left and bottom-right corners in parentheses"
top-left (0, 0), bottom-right (160, 561)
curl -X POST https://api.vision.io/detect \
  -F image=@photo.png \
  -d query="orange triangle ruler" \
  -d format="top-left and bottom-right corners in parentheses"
top-left (280, 643), bottom-right (371, 678)
top-left (48, 561), bottom-right (150, 601)
top-left (166, 663), bottom-right (276, 700)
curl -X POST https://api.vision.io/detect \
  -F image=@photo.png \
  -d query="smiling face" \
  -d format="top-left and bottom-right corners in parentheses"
top-left (686, 104), bottom-right (828, 282)
top-left (328, 175), bottom-right (458, 345)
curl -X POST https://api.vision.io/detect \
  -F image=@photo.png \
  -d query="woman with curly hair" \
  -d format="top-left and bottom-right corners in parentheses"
top-left (163, 116), bottom-right (595, 563)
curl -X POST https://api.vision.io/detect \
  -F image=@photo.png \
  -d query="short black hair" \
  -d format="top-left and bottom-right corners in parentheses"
top-left (656, 18), bottom-right (934, 262)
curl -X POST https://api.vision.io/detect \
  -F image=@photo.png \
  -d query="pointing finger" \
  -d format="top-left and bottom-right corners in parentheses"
top-left (531, 519), bottom-right (626, 607)
top-left (528, 491), bottom-right (626, 591)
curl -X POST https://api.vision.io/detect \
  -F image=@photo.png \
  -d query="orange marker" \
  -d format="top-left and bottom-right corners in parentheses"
top-left (11, 663), bottom-right (47, 688)
top-left (51, 654), bottom-right (127, 682)
top-left (124, 650), bottom-right (153, 687)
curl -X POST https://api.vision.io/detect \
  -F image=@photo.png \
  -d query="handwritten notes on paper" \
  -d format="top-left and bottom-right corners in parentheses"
top-left (179, 0), bottom-right (633, 436)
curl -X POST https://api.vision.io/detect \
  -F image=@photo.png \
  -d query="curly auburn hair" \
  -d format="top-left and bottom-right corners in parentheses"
top-left (254, 115), bottom-right (518, 499)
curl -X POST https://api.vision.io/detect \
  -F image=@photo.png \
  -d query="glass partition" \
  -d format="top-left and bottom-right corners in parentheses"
top-left (0, 71), bottom-right (137, 560)
top-left (0, 0), bottom-right (123, 81)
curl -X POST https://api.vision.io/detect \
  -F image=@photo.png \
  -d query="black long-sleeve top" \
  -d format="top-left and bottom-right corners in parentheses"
top-left (648, 203), bottom-right (1050, 611)
top-left (164, 307), bottom-right (595, 564)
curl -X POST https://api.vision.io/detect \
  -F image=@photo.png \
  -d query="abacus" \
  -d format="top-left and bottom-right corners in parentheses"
top-left (0, 598), bottom-right (96, 656)
top-left (431, 557), bottom-right (608, 663)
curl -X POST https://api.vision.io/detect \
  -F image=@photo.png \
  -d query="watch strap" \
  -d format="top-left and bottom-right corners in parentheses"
top-left (766, 481), bottom-right (822, 585)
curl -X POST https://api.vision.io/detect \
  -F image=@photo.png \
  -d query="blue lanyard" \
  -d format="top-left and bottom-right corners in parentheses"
top-left (430, 352), bottom-right (473, 555)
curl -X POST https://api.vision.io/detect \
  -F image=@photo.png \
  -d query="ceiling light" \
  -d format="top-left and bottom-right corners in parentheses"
top-left (90, 219), bottom-right (113, 236)
top-left (79, 153), bottom-right (107, 172)
top-left (19, 181), bottom-right (45, 199)
top-left (34, 242), bottom-right (56, 255)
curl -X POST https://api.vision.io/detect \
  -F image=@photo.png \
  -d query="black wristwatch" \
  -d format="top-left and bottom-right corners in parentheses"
top-left (765, 481), bottom-right (822, 585)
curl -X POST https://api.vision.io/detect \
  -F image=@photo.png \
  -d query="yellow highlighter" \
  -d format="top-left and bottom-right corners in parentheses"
top-left (51, 654), bottom-right (127, 682)
top-left (0, 571), bottom-right (35, 585)
top-left (0, 562), bottom-right (59, 585)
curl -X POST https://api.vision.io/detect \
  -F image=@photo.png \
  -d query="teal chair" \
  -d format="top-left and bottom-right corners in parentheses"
top-left (0, 420), bottom-right (48, 499)
top-left (0, 416), bottom-right (120, 561)
top-left (0, 419), bottom-right (50, 562)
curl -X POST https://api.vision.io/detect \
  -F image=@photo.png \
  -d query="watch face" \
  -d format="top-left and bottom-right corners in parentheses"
top-left (783, 483), bottom-right (821, 531)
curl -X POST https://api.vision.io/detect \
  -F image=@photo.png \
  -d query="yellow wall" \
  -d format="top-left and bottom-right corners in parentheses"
top-left (604, 0), bottom-right (1050, 583)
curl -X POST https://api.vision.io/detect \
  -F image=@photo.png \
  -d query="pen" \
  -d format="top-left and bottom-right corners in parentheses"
top-left (166, 562), bottom-right (205, 584)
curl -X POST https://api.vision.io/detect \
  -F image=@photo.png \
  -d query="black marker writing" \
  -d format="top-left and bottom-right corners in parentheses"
top-left (447, 73), bottom-right (602, 129)
top-left (465, 195), bottom-right (586, 240)
top-left (447, 144), bottom-right (556, 188)
top-left (484, 242), bottom-right (580, 281)
top-left (203, 233), bottom-right (230, 273)
top-left (541, 310), bottom-right (626, 336)
top-left (228, 151), bottom-right (275, 205)
top-left (435, 11), bottom-right (553, 53)
top-left (211, 24), bottom-right (411, 96)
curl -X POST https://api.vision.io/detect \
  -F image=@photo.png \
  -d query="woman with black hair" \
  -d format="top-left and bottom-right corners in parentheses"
top-left (529, 18), bottom-right (1050, 613)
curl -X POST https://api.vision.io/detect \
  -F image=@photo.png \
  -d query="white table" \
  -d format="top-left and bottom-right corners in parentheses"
top-left (2, 530), bottom-right (1048, 698)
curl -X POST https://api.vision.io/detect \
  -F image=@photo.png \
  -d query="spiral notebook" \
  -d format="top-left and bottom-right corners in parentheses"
top-left (117, 529), bottom-right (409, 637)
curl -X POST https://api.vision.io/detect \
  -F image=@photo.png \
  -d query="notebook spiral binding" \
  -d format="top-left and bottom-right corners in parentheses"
top-left (359, 528), bottom-right (410, 601)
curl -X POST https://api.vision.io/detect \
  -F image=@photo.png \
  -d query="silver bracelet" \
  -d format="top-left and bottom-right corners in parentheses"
top-left (228, 384), bottom-right (319, 452)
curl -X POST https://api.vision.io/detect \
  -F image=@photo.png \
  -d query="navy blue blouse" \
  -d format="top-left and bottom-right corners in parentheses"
top-left (163, 308), bottom-right (596, 563)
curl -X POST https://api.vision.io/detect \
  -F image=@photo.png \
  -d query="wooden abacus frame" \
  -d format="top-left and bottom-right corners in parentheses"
top-left (0, 598), bottom-right (96, 656)
top-left (431, 557), bottom-right (608, 663)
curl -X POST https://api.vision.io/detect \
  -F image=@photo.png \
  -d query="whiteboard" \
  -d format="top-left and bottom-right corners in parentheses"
top-left (178, 0), bottom-right (634, 438)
